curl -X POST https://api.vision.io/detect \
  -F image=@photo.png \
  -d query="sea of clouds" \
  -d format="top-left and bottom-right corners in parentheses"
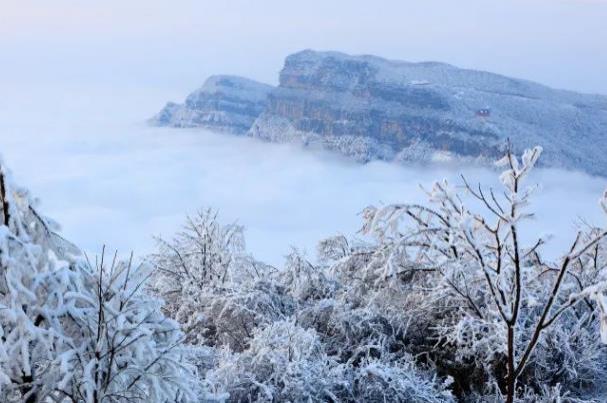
top-left (1, 82), bottom-right (606, 266)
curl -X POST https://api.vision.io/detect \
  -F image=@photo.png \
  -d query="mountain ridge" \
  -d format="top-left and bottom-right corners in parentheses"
top-left (152, 50), bottom-right (607, 176)
top-left (153, 75), bottom-right (273, 133)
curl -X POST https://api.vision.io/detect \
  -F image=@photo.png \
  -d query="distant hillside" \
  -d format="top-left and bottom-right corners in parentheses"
top-left (153, 75), bottom-right (273, 133)
top-left (153, 50), bottom-right (607, 175)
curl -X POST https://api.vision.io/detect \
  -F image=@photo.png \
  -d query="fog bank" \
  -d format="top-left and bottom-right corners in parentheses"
top-left (1, 84), bottom-right (605, 266)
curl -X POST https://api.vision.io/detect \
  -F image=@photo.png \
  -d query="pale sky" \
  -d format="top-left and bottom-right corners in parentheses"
top-left (1, 0), bottom-right (607, 94)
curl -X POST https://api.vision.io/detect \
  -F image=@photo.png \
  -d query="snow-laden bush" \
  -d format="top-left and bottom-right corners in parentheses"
top-left (200, 280), bottom-right (295, 351)
top-left (205, 320), bottom-right (342, 402)
top-left (150, 213), bottom-right (456, 401)
top-left (205, 320), bottom-right (453, 403)
top-left (0, 161), bottom-right (197, 402)
top-left (314, 234), bottom-right (447, 370)
top-left (344, 357), bottom-right (453, 402)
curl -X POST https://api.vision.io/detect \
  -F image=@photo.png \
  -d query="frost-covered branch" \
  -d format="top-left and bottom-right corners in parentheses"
top-left (361, 146), bottom-right (607, 402)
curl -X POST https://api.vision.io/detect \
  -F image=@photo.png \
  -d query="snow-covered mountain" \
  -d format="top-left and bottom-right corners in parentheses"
top-left (153, 50), bottom-right (607, 175)
top-left (153, 75), bottom-right (273, 133)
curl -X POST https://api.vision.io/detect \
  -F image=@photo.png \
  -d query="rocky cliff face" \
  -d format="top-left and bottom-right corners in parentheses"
top-left (152, 75), bottom-right (273, 134)
top-left (251, 50), bottom-right (607, 172)
top-left (153, 50), bottom-right (607, 175)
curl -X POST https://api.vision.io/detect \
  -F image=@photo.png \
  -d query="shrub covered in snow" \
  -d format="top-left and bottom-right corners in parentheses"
top-left (205, 320), bottom-right (341, 402)
top-left (0, 162), bottom-right (197, 402)
top-left (205, 320), bottom-right (452, 403)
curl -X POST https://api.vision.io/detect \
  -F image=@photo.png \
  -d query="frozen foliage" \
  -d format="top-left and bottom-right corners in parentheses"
top-left (149, 209), bottom-right (250, 344)
top-left (205, 320), bottom-right (341, 402)
top-left (4, 143), bottom-right (606, 401)
top-left (150, 215), bottom-right (453, 401)
top-left (57, 252), bottom-right (198, 403)
top-left (206, 320), bottom-right (451, 403)
top-left (149, 209), bottom-right (294, 350)
top-left (361, 146), bottom-right (607, 401)
top-left (0, 160), bottom-right (196, 402)
top-left (148, 145), bottom-right (607, 402)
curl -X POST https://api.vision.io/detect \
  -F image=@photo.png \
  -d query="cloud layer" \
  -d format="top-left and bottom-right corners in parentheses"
top-left (1, 83), bottom-right (606, 266)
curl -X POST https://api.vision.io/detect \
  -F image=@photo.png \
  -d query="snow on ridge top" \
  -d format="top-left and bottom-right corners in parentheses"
top-left (285, 49), bottom-right (446, 68)
top-left (153, 75), bottom-right (274, 132)
top-left (284, 49), bottom-right (607, 101)
top-left (193, 75), bottom-right (274, 102)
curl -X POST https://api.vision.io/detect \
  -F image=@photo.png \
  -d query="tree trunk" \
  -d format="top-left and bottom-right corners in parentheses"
top-left (21, 375), bottom-right (37, 403)
top-left (505, 325), bottom-right (516, 403)
top-left (0, 171), bottom-right (10, 226)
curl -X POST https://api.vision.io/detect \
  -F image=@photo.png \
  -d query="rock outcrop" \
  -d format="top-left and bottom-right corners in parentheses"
top-left (152, 75), bottom-right (273, 134)
top-left (153, 50), bottom-right (607, 175)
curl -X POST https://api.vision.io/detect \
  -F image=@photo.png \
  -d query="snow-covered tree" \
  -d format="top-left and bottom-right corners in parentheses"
top-left (0, 162), bottom-right (89, 402)
top-left (149, 209), bottom-right (292, 349)
top-left (53, 250), bottom-right (198, 402)
top-left (361, 146), bottom-right (607, 401)
top-left (0, 160), bottom-right (197, 402)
